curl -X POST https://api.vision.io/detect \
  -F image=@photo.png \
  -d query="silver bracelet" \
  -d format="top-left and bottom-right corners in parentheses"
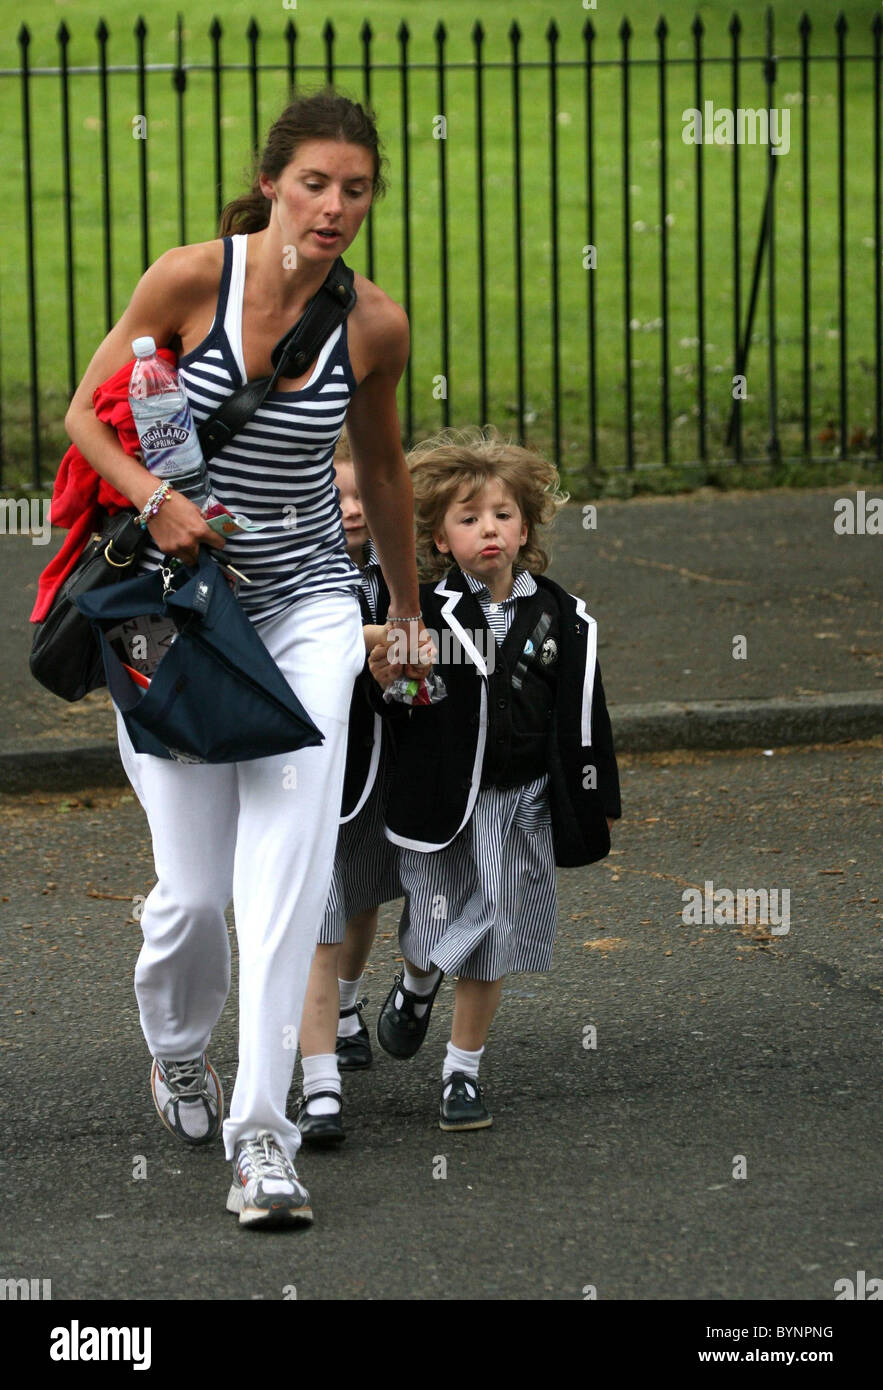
top-left (386, 610), bottom-right (422, 623)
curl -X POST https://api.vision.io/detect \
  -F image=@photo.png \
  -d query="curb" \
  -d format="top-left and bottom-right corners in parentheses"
top-left (1, 691), bottom-right (881, 794)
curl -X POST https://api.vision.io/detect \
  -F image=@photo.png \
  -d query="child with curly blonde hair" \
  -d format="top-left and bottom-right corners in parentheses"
top-left (369, 428), bottom-right (621, 1129)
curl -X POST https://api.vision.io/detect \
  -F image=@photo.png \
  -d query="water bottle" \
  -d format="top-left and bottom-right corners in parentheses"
top-left (129, 336), bottom-right (210, 508)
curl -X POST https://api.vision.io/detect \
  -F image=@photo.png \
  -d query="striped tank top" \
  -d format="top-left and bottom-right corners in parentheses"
top-left (137, 233), bottom-right (362, 623)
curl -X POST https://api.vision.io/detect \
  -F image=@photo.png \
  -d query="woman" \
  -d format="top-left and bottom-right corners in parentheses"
top-left (64, 90), bottom-right (429, 1229)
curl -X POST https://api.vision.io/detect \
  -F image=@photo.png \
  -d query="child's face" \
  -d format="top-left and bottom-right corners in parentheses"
top-left (334, 459), bottom-right (369, 554)
top-left (433, 479), bottom-right (528, 584)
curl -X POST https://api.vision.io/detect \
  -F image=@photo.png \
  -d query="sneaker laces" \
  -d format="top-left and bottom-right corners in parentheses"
top-left (158, 1056), bottom-right (208, 1099)
top-left (239, 1133), bottom-right (292, 1181)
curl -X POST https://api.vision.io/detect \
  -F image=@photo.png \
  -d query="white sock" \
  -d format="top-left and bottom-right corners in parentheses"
top-left (398, 965), bottom-right (441, 1018)
top-left (301, 1053), bottom-right (341, 1116)
top-left (442, 1042), bottom-right (484, 1099)
top-left (337, 975), bottom-right (363, 1039)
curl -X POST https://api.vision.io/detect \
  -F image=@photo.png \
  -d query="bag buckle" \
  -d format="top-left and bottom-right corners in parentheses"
top-left (104, 539), bottom-right (135, 568)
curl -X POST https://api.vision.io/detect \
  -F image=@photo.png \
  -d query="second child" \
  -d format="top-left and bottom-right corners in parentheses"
top-left (295, 443), bottom-right (406, 1143)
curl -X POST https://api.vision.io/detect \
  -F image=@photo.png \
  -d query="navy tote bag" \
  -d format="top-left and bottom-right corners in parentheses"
top-left (76, 549), bottom-right (324, 763)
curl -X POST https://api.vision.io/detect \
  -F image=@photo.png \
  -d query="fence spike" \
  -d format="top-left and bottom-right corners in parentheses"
top-left (472, 19), bottom-right (484, 44)
top-left (691, 14), bottom-right (704, 38)
top-left (134, 16), bottom-right (147, 39)
top-left (655, 16), bottom-right (668, 40)
top-left (872, 12), bottom-right (883, 36)
top-left (729, 12), bottom-right (742, 37)
top-left (619, 17), bottom-right (632, 41)
top-left (360, 19), bottom-right (373, 42)
top-left (284, 19), bottom-right (296, 41)
top-left (209, 17), bottom-right (222, 40)
top-left (582, 18), bottom-right (595, 42)
top-left (547, 19), bottom-right (560, 42)
top-left (834, 11), bottom-right (847, 36)
top-left (17, 22), bottom-right (30, 46)
top-left (434, 19), bottom-right (447, 43)
top-left (798, 12), bottom-right (811, 38)
top-left (397, 20), bottom-right (409, 43)
top-left (322, 19), bottom-right (335, 41)
top-left (508, 20), bottom-right (521, 43)
top-left (247, 17), bottom-right (259, 41)
top-left (95, 19), bottom-right (109, 42)
top-left (57, 20), bottom-right (70, 44)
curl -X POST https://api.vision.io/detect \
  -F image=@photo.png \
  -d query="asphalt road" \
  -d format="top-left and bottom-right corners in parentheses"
top-left (1, 739), bottom-right (880, 1302)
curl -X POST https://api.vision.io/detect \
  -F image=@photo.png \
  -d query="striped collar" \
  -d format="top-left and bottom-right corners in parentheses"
top-left (461, 564), bottom-right (537, 606)
top-left (361, 538), bottom-right (380, 571)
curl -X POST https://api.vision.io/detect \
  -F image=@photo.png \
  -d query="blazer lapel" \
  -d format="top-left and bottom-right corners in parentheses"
top-left (435, 572), bottom-right (489, 677)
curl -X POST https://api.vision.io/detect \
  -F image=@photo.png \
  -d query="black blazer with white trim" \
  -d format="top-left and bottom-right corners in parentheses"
top-left (381, 566), bottom-right (621, 867)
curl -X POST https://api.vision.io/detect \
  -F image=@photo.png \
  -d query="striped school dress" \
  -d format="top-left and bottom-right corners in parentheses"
top-left (136, 233), bottom-right (362, 622)
top-left (397, 567), bottom-right (558, 981)
top-left (318, 540), bottom-right (402, 944)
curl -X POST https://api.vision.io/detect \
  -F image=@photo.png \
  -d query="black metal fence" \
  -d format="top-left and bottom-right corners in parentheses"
top-left (2, 10), bottom-right (882, 490)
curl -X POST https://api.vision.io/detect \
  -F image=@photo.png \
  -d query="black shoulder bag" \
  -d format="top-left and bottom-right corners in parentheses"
top-left (30, 257), bottom-right (357, 702)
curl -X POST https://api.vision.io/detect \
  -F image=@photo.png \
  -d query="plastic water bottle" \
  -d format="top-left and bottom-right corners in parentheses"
top-left (129, 336), bottom-right (210, 508)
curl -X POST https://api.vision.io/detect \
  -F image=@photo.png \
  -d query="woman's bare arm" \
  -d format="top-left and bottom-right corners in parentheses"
top-left (346, 297), bottom-right (419, 617)
top-left (346, 297), bottom-right (430, 677)
top-left (63, 243), bottom-right (225, 562)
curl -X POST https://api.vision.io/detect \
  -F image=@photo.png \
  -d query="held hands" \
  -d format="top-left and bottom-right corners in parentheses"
top-left (145, 489), bottom-right (225, 565)
top-left (368, 618), bottom-right (436, 691)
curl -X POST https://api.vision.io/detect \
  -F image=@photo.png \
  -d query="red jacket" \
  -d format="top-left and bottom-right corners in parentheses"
top-left (30, 350), bottom-right (177, 623)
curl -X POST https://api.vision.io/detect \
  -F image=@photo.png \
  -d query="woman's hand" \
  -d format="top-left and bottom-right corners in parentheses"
top-left (146, 489), bottom-right (226, 565)
top-left (384, 617), bottom-right (435, 680)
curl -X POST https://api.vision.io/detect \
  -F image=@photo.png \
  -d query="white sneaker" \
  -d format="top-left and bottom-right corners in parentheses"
top-left (151, 1054), bottom-right (223, 1145)
top-left (226, 1132), bottom-right (313, 1229)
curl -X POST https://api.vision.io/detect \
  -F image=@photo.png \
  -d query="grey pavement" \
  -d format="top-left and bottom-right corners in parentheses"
top-left (2, 486), bottom-right (882, 791)
top-left (0, 740), bottom-right (880, 1300)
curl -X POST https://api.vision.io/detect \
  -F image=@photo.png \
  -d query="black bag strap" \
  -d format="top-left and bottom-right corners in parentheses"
top-left (197, 257), bottom-right (356, 462)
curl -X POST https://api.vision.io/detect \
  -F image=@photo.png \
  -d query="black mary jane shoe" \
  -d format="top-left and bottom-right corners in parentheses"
top-left (376, 971), bottom-right (443, 1060)
top-left (336, 999), bottom-right (372, 1071)
top-left (438, 1072), bottom-right (493, 1131)
top-left (296, 1091), bottom-right (346, 1147)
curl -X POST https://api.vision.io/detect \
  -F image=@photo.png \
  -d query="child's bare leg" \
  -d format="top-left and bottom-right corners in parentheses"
top-left (298, 942), bottom-right (343, 1122)
top-left (450, 977), bottom-right (504, 1051)
top-left (300, 942), bottom-right (341, 1057)
top-left (338, 907), bottom-right (380, 984)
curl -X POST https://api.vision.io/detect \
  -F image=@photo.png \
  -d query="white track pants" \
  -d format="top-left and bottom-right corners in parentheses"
top-left (114, 590), bottom-right (364, 1162)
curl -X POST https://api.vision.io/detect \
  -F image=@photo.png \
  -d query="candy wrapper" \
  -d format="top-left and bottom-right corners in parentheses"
top-left (202, 498), bottom-right (271, 535)
top-left (382, 672), bottom-right (448, 706)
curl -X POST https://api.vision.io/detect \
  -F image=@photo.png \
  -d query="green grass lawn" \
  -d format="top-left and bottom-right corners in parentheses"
top-left (0, 0), bottom-right (881, 495)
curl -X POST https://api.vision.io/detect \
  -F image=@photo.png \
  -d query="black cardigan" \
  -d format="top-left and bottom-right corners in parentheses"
top-left (380, 566), bottom-right (621, 867)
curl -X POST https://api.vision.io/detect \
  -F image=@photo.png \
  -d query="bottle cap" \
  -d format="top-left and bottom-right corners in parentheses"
top-left (132, 336), bottom-right (156, 358)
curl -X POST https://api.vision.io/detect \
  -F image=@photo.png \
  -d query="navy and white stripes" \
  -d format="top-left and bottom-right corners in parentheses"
top-left (462, 565), bottom-right (538, 645)
top-left (137, 234), bottom-right (362, 624)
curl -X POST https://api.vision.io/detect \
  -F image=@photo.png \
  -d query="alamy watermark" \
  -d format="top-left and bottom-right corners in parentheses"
top-left (385, 625), bottom-right (497, 674)
top-left (681, 880), bottom-right (791, 934)
top-left (0, 497), bottom-right (51, 545)
top-left (682, 102), bottom-right (790, 156)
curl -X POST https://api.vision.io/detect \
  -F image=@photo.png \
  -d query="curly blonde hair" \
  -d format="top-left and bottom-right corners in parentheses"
top-left (407, 426), bottom-right (568, 582)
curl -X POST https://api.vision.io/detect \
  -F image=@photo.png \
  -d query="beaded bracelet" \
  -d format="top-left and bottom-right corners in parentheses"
top-left (137, 480), bottom-right (172, 529)
top-left (386, 611), bottom-right (422, 623)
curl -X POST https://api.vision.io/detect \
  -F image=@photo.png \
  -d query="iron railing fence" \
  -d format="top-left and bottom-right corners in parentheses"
top-left (1, 9), bottom-right (881, 490)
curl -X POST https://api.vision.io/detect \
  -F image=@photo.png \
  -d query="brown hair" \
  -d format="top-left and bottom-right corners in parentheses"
top-left (406, 427), bottom-right (568, 582)
top-left (219, 88), bottom-right (388, 236)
